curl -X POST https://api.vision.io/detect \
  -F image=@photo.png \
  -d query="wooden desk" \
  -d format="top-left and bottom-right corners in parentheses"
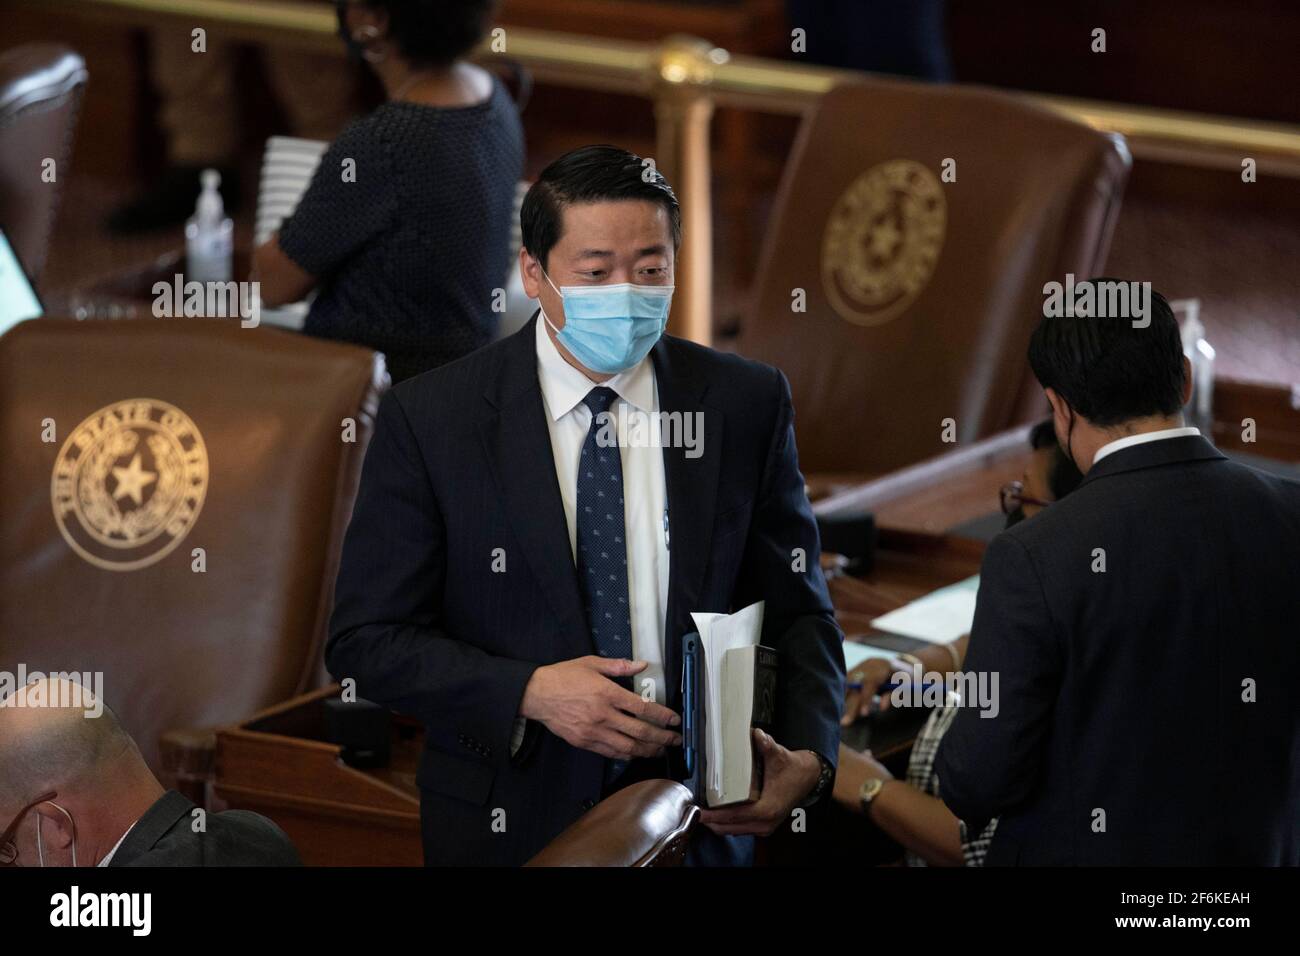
top-left (214, 686), bottom-right (423, 866)
top-left (815, 379), bottom-right (1300, 536)
top-left (829, 532), bottom-right (986, 758)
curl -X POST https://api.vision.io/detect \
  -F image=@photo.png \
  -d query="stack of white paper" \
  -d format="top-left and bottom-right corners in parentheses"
top-left (690, 600), bottom-right (764, 807)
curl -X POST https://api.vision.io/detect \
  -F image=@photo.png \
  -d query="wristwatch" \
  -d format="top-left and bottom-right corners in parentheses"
top-left (858, 776), bottom-right (887, 812)
top-left (800, 752), bottom-right (834, 807)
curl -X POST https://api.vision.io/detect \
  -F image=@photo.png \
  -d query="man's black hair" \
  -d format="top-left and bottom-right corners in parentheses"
top-left (1027, 278), bottom-right (1186, 427)
top-left (520, 145), bottom-right (681, 270)
top-left (362, 0), bottom-right (496, 67)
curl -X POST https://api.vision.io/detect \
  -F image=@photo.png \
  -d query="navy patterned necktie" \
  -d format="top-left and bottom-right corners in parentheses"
top-left (576, 386), bottom-right (633, 664)
top-left (576, 386), bottom-right (633, 785)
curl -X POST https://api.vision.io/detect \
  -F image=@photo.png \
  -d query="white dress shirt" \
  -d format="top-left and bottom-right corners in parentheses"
top-left (1091, 426), bottom-right (1200, 466)
top-left (98, 822), bottom-right (135, 867)
top-left (511, 316), bottom-right (671, 752)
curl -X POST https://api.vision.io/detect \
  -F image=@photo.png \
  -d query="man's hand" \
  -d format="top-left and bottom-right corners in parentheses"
top-left (698, 729), bottom-right (821, 837)
top-left (831, 743), bottom-right (894, 813)
top-left (520, 656), bottom-right (681, 760)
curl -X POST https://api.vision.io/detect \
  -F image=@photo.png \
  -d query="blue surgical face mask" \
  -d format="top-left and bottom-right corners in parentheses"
top-left (541, 270), bottom-right (673, 375)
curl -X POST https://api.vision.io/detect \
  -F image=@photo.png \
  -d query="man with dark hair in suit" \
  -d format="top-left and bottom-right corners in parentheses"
top-left (936, 280), bottom-right (1300, 865)
top-left (0, 678), bottom-right (300, 867)
top-left (327, 144), bottom-right (845, 866)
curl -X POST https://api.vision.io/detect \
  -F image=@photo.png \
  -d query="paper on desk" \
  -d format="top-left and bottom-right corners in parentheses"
top-left (691, 601), bottom-right (764, 803)
top-left (842, 641), bottom-right (900, 672)
top-left (869, 575), bottom-right (980, 644)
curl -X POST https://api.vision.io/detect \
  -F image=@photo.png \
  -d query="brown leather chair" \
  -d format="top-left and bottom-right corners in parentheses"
top-left (0, 44), bottom-right (88, 287)
top-left (733, 77), bottom-right (1130, 481)
top-left (0, 318), bottom-right (385, 795)
top-left (525, 780), bottom-right (699, 867)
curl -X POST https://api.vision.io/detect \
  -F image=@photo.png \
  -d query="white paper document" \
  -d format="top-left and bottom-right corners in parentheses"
top-left (690, 600), bottom-right (764, 807)
top-left (869, 575), bottom-right (980, 644)
top-left (842, 641), bottom-right (900, 672)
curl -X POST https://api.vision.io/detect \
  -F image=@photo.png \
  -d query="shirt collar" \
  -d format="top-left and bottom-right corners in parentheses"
top-left (98, 822), bottom-right (135, 867)
top-left (1091, 426), bottom-right (1201, 467)
top-left (534, 311), bottom-right (655, 421)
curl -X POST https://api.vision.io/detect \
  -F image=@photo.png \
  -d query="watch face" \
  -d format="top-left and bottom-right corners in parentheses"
top-left (861, 777), bottom-right (885, 804)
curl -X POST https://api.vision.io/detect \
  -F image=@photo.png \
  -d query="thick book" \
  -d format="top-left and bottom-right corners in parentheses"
top-left (684, 601), bottom-right (778, 807)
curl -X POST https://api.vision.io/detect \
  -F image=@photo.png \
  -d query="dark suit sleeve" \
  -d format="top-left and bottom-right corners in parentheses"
top-left (325, 390), bottom-right (538, 767)
top-left (736, 368), bottom-right (845, 766)
top-left (935, 531), bottom-right (1063, 830)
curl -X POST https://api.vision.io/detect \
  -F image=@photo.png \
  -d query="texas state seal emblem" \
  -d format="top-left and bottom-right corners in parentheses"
top-left (51, 399), bottom-right (208, 571)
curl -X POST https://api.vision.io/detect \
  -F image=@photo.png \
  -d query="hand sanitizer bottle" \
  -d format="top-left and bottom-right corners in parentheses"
top-left (185, 168), bottom-right (233, 284)
top-left (1177, 299), bottom-right (1216, 436)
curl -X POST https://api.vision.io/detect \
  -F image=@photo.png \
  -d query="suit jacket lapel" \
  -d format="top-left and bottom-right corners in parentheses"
top-left (652, 336), bottom-right (723, 704)
top-left (479, 316), bottom-right (588, 656)
top-left (107, 790), bottom-right (192, 866)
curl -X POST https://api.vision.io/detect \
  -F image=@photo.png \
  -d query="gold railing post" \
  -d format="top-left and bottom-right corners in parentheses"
top-left (651, 36), bottom-right (727, 346)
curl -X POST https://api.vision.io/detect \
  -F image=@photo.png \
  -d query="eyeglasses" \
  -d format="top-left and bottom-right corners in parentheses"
top-left (999, 480), bottom-right (1053, 515)
top-left (0, 791), bottom-right (57, 866)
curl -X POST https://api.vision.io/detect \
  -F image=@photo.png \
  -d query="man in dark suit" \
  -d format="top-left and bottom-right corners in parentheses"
top-left (326, 145), bottom-right (845, 866)
top-left (936, 282), bottom-right (1300, 865)
top-left (107, 791), bottom-right (300, 867)
top-left (0, 678), bottom-right (300, 867)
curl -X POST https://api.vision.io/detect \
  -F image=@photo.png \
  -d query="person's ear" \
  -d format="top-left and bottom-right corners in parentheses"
top-left (519, 248), bottom-right (542, 300)
top-left (348, 3), bottom-right (388, 36)
top-left (34, 803), bottom-right (75, 852)
top-left (1181, 354), bottom-right (1194, 407)
top-left (1044, 387), bottom-right (1068, 433)
top-left (522, 251), bottom-right (564, 328)
top-left (347, 4), bottom-right (390, 57)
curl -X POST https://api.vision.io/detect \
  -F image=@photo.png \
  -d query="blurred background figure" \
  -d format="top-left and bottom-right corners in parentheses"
top-left (106, 22), bottom-right (361, 234)
top-left (254, 0), bottom-right (524, 382)
top-left (1001, 419), bottom-right (1084, 527)
top-left (785, 0), bottom-right (952, 80)
top-left (831, 419), bottom-right (1081, 866)
top-left (0, 679), bottom-right (300, 867)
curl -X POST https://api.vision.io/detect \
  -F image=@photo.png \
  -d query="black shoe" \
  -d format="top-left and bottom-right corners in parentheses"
top-left (105, 165), bottom-right (241, 235)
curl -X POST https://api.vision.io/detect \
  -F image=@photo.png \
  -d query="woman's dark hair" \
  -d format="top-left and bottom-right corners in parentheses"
top-left (520, 145), bottom-right (681, 270)
top-left (1027, 279), bottom-right (1186, 427)
top-left (363, 0), bottom-right (497, 67)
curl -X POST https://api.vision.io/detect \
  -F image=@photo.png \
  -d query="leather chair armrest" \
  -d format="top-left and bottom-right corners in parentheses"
top-left (158, 727), bottom-right (217, 808)
top-left (525, 780), bottom-right (699, 867)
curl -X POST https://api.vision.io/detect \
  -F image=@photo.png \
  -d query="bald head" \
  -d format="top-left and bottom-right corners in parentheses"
top-left (0, 678), bottom-right (142, 811)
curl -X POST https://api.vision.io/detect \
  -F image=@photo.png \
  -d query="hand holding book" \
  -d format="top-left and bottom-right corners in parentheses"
top-left (697, 729), bottom-right (823, 837)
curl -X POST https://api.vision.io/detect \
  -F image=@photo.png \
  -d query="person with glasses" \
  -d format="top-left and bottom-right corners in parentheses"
top-left (0, 678), bottom-right (300, 867)
top-left (937, 281), bottom-right (1300, 865)
top-left (1000, 419), bottom-right (1083, 527)
top-left (831, 420), bottom-right (1082, 865)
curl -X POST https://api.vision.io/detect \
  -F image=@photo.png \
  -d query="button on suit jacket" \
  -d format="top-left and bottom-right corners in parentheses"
top-left (326, 316), bottom-right (845, 865)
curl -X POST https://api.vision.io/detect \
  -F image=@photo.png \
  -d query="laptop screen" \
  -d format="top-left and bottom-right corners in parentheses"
top-left (0, 227), bottom-right (44, 337)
